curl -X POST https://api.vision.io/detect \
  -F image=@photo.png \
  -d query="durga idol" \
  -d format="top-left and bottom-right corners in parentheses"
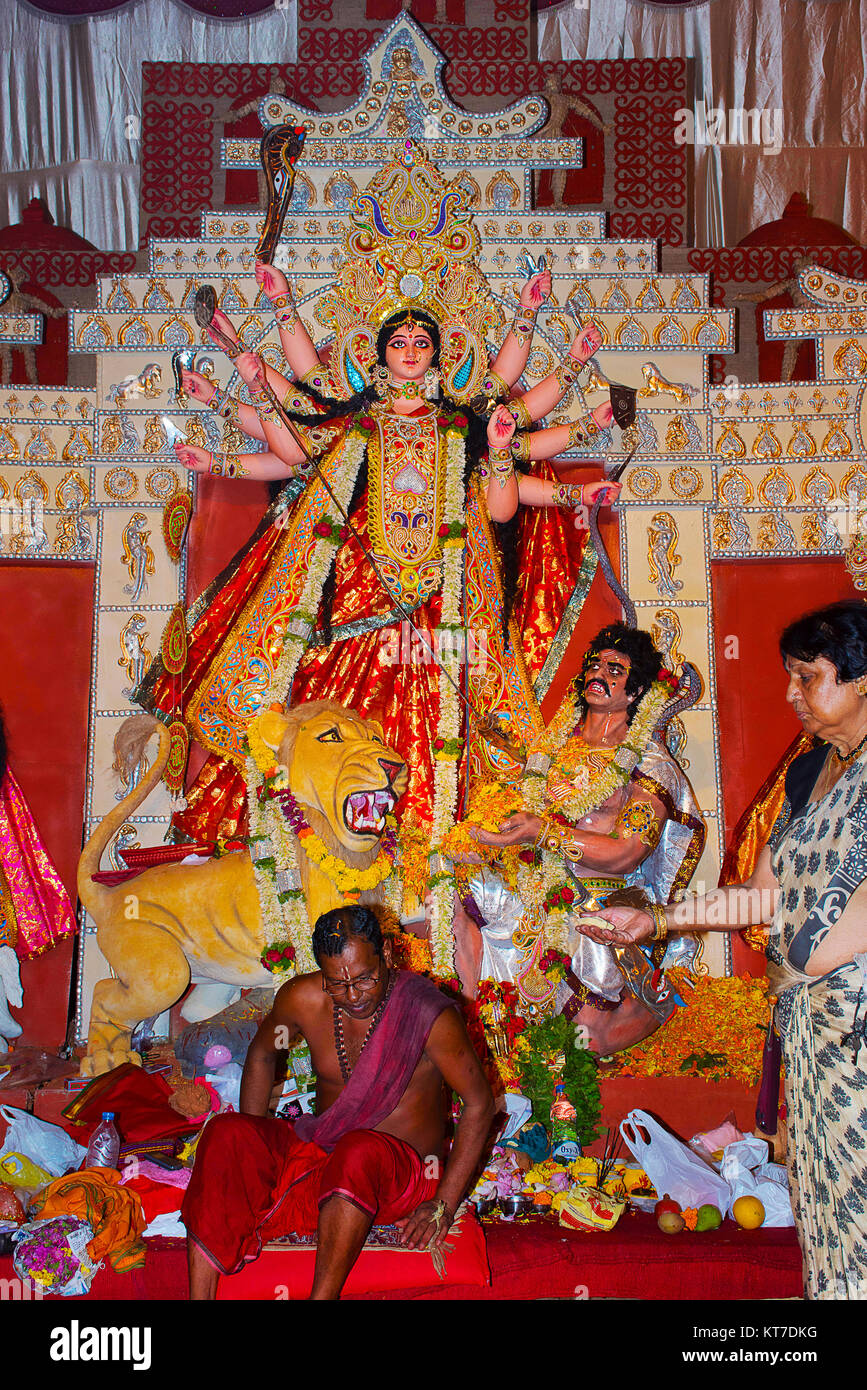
top-left (137, 143), bottom-right (625, 879)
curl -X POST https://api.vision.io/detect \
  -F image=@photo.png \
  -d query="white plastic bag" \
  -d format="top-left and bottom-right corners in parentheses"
top-left (620, 1109), bottom-right (731, 1210)
top-left (720, 1137), bottom-right (794, 1227)
top-left (0, 1105), bottom-right (87, 1178)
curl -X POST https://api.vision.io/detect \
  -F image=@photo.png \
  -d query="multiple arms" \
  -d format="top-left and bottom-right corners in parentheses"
top-left (175, 262), bottom-right (618, 508)
top-left (481, 404), bottom-right (620, 523)
top-left (510, 322), bottom-right (605, 425)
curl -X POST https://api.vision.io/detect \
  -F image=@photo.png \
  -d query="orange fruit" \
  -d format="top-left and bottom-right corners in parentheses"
top-left (732, 1195), bottom-right (765, 1229)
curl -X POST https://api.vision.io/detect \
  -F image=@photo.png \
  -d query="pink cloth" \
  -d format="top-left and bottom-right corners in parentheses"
top-left (0, 768), bottom-right (77, 958)
top-left (293, 971), bottom-right (452, 1153)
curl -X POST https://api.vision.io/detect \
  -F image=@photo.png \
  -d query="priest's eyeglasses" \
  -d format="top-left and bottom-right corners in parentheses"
top-left (321, 970), bottom-right (380, 997)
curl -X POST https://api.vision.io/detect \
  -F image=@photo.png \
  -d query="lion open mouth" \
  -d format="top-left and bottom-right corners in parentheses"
top-left (343, 789), bottom-right (397, 836)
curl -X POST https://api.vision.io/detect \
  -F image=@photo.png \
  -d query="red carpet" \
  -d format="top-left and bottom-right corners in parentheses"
top-left (0, 1211), bottom-right (803, 1301)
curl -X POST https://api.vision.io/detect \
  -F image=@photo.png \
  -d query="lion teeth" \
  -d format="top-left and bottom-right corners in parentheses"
top-left (345, 788), bottom-right (394, 836)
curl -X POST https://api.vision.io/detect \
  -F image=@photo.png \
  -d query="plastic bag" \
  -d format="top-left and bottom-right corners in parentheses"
top-left (0, 1105), bottom-right (87, 1178)
top-left (620, 1109), bottom-right (730, 1210)
top-left (720, 1137), bottom-right (794, 1227)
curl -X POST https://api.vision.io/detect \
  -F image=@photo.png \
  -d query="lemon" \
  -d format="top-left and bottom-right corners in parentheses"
top-left (732, 1195), bottom-right (765, 1229)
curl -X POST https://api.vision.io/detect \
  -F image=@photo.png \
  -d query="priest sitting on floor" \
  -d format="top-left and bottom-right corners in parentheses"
top-left (182, 905), bottom-right (494, 1300)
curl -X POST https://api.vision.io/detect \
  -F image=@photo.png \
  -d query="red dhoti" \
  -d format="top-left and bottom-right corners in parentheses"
top-left (182, 1112), bottom-right (437, 1275)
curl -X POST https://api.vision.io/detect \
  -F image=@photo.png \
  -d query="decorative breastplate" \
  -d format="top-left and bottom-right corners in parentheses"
top-left (545, 738), bottom-right (620, 816)
top-left (367, 411), bottom-right (445, 605)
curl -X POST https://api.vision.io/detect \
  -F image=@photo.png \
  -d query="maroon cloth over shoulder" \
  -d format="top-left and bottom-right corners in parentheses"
top-left (293, 970), bottom-right (451, 1153)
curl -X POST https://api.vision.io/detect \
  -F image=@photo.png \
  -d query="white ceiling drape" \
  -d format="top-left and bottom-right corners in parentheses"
top-left (2, 0), bottom-right (297, 251)
top-left (2, 0), bottom-right (862, 252)
top-left (539, 0), bottom-right (867, 246)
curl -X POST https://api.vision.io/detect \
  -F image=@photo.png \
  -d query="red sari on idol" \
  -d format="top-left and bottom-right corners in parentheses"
top-left (137, 405), bottom-right (593, 844)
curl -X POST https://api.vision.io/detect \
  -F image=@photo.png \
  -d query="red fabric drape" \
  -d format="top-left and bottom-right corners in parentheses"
top-left (711, 557), bottom-right (855, 974)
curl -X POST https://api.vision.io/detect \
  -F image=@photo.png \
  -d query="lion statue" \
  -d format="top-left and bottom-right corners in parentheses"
top-left (77, 701), bottom-right (408, 1077)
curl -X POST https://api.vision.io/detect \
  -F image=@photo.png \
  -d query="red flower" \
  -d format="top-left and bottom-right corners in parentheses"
top-left (433, 737), bottom-right (445, 751)
top-left (282, 945), bottom-right (295, 960)
top-left (561, 886), bottom-right (575, 905)
top-left (339, 526), bottom-right (349, 541)
top-left (437, 524), bottom-right (451, 538)
top-left (266, 949), bottom-right (281, 963)
top-left (359, 416), bottom-right (374, 431)
top-left (314, 520), bottom-right (333, 538)
top-left (455, 415), bottom-right (467, 428)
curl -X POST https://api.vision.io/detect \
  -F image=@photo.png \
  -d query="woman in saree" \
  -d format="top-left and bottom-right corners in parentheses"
top-left (577, 599), bottom-right (867, 1300)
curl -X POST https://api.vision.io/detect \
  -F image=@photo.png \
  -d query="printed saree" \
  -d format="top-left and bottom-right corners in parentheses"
top-left (768, 748), bottom-right (867, 1299)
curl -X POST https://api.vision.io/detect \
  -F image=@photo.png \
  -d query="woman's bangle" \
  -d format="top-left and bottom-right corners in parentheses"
top-left (535, 817), bottom-right (563, 853)
top-left (554, 358), bottom-right (580, 393)
top-left (269, 292), bottom-right (299, 329)
top-left (649, 903), bottom-right (668, 942)
top-left (568, 413), bottom-right (599, 447)
top-left (508, 397), bottom-right (533, 429)
top-left (551, 482), bottom-right (585, 509)
top-left (206, 384), bottom-right (238, 422)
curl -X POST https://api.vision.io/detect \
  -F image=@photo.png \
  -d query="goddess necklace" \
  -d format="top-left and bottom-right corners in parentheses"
top-left (332, 969), bottom-right (395, 1083)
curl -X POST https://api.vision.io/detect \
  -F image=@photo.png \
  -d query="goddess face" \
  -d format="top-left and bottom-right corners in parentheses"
top-left (383, 326), bottom-right (436, 383)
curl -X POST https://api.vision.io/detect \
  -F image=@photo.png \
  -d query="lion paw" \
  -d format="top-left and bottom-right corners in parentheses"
top-left (80, 1047), bottom-right (142, 1078)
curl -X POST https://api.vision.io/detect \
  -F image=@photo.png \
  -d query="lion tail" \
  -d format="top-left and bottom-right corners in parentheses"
top-left (77, 714), bottom-right (172, 917)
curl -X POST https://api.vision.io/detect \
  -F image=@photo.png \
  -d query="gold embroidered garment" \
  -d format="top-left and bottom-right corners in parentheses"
top-left (367, 412), bottom-right (446, 605)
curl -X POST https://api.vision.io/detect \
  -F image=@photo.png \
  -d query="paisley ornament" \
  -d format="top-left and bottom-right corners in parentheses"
top-left (164, 719), bottom-right (190, 794)
top-left (162, 489), bottom-right (192, 562)
top-left (160, 603), bottom-right (188, 675)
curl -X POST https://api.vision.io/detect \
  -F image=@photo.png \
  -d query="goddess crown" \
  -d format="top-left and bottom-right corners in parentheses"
top-left (315, 140), bottom-right (503, 401)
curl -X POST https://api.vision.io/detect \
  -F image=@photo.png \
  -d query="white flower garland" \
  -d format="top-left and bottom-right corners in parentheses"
top-left (244, 421), bottom-right (468, 981)
top-left (246, 429), bottom-right (365, 976)
top-left (515, 679), bottom-right (673, 955)
top-left (263, 429), bottom-right (368, 709)
top-left (427, 426), bottom-right (467, 979)
top-left (246, 753), bottom-right (318, 975)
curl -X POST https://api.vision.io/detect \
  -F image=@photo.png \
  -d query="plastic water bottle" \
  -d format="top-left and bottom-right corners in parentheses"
top-left (85, 1111), bottom-right (120, 1169)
